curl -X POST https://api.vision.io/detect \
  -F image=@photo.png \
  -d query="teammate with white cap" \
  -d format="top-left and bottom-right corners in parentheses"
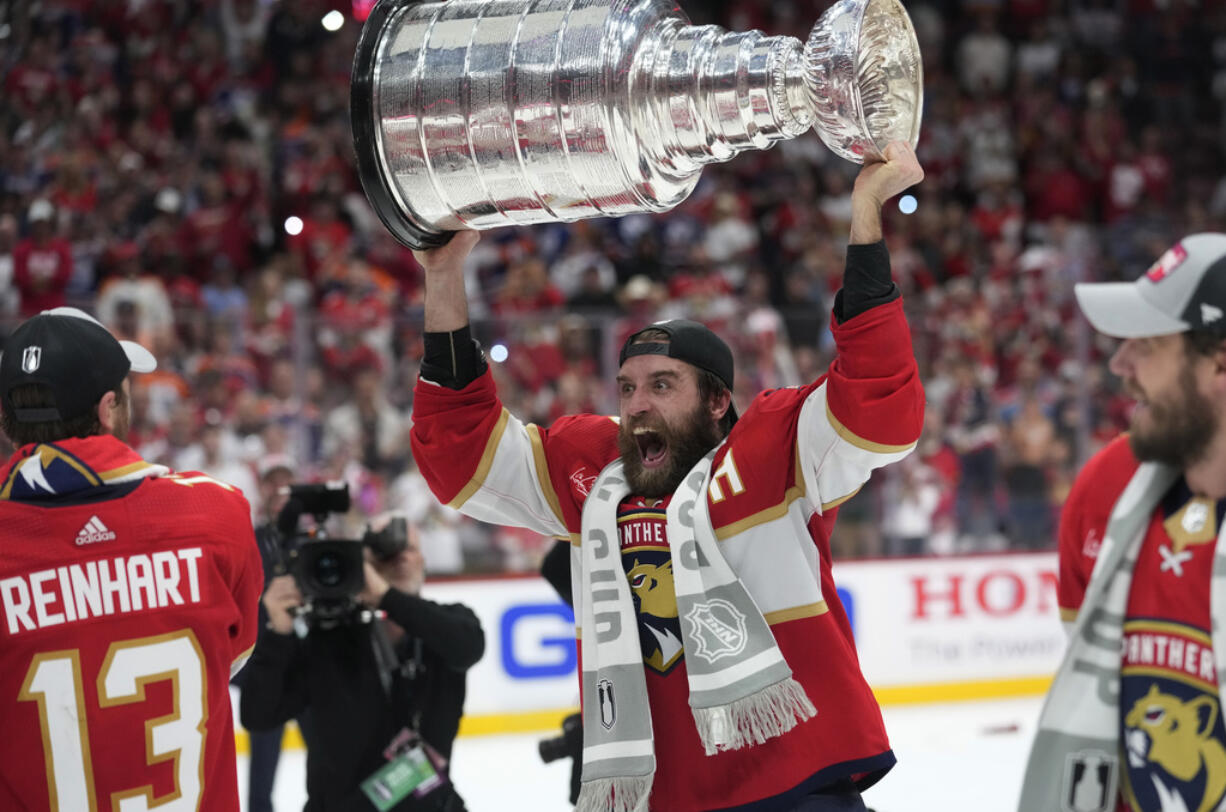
top-left (1020, 233), bottom-right (1226, 812)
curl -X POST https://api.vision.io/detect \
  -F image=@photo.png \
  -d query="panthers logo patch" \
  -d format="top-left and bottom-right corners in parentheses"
top-left (626, 552), bottom-right (684, 674)
top-left (618, 500), bottom-right (684, 675)
top-left (1120, 620), bottom-right (1226, 812)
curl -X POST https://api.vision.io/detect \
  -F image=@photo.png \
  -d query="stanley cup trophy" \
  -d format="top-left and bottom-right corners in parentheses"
top-left (351, 0), bottom-right (923, 249)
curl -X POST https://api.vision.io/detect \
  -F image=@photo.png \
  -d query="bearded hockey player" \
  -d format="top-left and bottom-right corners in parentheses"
top-left (1020, 233), bottom-right (1226, 812)
top-left (0, 307), bottom-right (262, 811)
top-left (411, 142), bottom-right (926, 812)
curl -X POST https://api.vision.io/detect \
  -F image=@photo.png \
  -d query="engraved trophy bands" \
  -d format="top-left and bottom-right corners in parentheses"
top-left (351, 0), bottom-right (922, 249)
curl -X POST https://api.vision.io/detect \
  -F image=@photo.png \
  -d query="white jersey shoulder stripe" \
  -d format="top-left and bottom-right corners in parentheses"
top-left (796, 382), bottom-right (915, 515)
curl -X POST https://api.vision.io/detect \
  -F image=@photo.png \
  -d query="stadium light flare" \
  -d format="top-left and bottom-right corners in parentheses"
top-left (899, 194), bottom-right (917, 215)
top-left (490, 344), bottom-right (509, 363)
top-left (284, 216), bottom-right (304, 236)
top-left (322, 10), bottom-right (345, 31)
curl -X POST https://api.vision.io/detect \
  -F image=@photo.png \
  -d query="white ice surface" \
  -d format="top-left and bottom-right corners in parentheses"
top-left (238, 695), bottom-right (1045, 812)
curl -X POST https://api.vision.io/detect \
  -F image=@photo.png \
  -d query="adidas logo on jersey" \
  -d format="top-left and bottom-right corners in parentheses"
top-left (75, 516), bottom-right (116, 546)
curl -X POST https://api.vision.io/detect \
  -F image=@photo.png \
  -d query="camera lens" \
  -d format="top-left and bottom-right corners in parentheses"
top-left (538, 735), bottom-right (569, 763)
top-left (313, 552), bottom-right (346, 588)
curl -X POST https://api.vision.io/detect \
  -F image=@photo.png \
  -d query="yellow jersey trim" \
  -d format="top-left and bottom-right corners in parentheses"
top-left (526, 424), bottom-right (567, 528)
top-left (826, 401), bottom-right (917, 454)
top-left (448, 409), bottom-right (510, 509)
top-left (763, 601), bottom-right (829, 625)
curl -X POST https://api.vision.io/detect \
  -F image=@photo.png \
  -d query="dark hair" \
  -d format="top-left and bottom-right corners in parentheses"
top-left (631, 327), bottom-right (671, 343)
top-left (697, 368), bottom-right (735, 435)
top-left (0, 383), bottom-right (123, 446)
top-left (1184, 330), bottom-right (1226, 358)
top-left (631, 329), bottom-right (734, 435)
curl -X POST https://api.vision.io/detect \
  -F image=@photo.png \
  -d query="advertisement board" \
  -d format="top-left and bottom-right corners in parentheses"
top-left (423, 551), bottom-right (1064, 729)
top-left (831, 552), bottom-right (1063, 698)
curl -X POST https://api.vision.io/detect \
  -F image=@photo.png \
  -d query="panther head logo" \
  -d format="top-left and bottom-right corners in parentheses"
top-left (1124, 684), bottom-right (1226, 811)
top-left (627, 556), bottom-right (682, 673)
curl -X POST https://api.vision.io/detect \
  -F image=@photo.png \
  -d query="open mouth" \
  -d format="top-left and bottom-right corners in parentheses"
top-left (634, 427), bottom-right (669, 469)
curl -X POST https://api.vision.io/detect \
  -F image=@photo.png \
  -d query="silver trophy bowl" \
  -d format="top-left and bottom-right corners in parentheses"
top-left (806, 0), bottom-right (923, 163)
top-left (351, 0), bottom-right (923, 249)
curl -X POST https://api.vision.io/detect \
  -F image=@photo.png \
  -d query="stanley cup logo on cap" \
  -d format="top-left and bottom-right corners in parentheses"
top-left (20, 347), bottom-right (41, 374)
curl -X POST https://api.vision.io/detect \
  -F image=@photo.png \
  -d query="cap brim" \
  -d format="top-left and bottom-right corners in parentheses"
top-left (120, 340), bottom-right (157, 373)
top-left (1074, 282), bottom-right (1189, 339)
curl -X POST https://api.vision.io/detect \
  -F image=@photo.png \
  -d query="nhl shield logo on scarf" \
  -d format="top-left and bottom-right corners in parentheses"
top-left (684, 599), bottom-right (748, 663)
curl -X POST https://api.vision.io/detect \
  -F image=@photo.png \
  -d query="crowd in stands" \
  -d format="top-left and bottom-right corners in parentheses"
top-left (1, 0), bottom-right (1223, 573)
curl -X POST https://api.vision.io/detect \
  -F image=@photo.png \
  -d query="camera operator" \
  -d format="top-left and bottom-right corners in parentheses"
top-left (239, 512), bottom-right (485, 812)
top-left (235, 454), bottom-right (305, 812)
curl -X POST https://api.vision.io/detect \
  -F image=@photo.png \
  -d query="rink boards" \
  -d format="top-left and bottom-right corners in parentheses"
top-left (423, 550), bottom-right (1065, 735)
top-left (233, 551), bottom-right (1064, 750)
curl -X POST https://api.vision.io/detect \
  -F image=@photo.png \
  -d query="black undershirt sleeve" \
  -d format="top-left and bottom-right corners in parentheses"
top-left (420, 325), bottom-right (487, 390)
top-left (832, 240), bottom-right (899, 323)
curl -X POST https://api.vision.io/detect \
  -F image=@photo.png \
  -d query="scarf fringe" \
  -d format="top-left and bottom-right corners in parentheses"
top-left (693, 677), bottom-right (817, 755)
top-left (575, 776), bottom-right (652, 812)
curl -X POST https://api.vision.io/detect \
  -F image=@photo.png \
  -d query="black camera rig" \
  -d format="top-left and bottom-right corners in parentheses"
top-left (273, 482), bottom-right (410, 628)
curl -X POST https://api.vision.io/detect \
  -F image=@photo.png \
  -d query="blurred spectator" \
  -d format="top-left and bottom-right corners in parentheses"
top-left (94, 241), bottom-right (174, 346)
top-left (958, 10), bottom-right (1013, 95)
top-left (882, 456), bottom-right (942, 557)
top-left (494, 257), bottom-right (565, 314)
top-left (0, 214), bottom-right (20, 318)
top-left (389, 461), bottom-right (467, 575)
top-left (13, 199), bottom-right (73, 315)
top-left (703, 191), bottom-right (759, 287)
top-left (945, 357), bottom-right (1003, 549)
top-left (179, 418), bottom-right (260, 517)
top-left (0, 0), bottom-right (1218, 568)
top-left (550, 221), bottom-right (617, 300)
top-left (321, 361), bottom-right (410, 477)
top-left (1001, 394), bottom-right (1058, 549)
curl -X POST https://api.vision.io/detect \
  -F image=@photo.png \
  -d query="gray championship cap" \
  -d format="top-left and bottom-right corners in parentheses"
top-left (1075, 233), bottom-right (1226, 338)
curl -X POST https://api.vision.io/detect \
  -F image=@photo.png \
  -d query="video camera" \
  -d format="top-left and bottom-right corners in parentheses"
top-left (273, 482), bottom-right (411, 628)
top-left (538, 712), bottom-right (582, 805)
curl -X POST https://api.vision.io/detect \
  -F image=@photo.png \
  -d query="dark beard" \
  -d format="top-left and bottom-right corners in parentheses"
top-left (1129, 365), bottom-right (1218, 468)
top-left (618, 402), bottom-right (723, 498)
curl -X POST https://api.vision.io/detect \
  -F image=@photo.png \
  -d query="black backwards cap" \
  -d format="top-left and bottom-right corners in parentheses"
top-left (0, 307), bottom-right (156, 423)
top-left (619, 319), bottom-right (737, 425)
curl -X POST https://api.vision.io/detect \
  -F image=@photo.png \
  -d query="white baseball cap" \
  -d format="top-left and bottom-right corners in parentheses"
top-left (1075, 233), bottom-right (1226, 339)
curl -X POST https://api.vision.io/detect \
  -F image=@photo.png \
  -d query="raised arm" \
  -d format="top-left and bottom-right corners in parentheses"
top-left (796, 141), bottom-right (927, 511)
top-left (410, 230), bottom-right (592, 541)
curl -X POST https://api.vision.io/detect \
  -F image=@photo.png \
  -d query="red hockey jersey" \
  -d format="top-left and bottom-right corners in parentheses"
top-left (0, 435), bottom-right (262, 812)
top-left (1058, 436), bottom-right (1226, 812)
top-left (413, 299), bottom-right (924, 811)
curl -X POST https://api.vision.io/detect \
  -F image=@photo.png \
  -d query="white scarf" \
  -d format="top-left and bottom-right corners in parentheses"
top-left (576, 452), bottom-right (816, 812)
top-left (1018, 462), bottom-right (1226, 811)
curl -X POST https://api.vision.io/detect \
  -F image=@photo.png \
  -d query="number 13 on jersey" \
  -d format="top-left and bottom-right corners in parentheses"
top-left (18, 629), bottom-right (207, 812)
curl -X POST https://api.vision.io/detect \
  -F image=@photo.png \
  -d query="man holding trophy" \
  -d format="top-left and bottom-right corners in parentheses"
top-left (410, 142), bottom-right (922, 812)
top-left (352, 0), bottom-right (926, 808)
